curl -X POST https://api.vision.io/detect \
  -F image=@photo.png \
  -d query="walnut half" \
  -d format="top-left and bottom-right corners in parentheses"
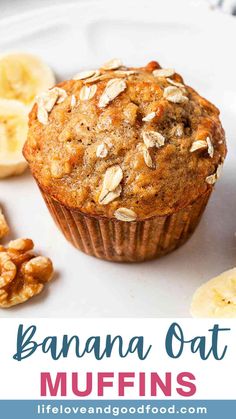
top-left (0, 208), bottom-right (9, 239)
top-left (0, 238), bottom-right (53, 308)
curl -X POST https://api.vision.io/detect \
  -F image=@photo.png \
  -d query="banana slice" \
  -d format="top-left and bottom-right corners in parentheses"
top-left (191, 268), bottom-right (236, 318)
top-left (0, 52), bottom-right (55, 107)
top-left (0, 99), bottom-right (28, 178)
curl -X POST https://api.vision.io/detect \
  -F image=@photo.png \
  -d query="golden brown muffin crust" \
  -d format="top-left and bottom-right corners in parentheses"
top-left (24, 61), bottom-right (226, 219)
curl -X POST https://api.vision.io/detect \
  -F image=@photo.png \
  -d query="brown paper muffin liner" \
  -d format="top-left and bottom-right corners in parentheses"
top-left (39, 187), bottom-right (211, 262)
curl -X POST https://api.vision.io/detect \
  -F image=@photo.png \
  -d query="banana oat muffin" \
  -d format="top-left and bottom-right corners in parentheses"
top-left (23, 59), bottom-right (226, 262)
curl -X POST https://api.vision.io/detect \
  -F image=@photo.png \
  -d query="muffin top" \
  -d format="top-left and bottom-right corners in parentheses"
top-left (24, 59), bottom-right (226, 220)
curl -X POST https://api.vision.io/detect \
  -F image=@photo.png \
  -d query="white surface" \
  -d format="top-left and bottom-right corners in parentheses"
top-left (0, 0), bottom-right (236, 318)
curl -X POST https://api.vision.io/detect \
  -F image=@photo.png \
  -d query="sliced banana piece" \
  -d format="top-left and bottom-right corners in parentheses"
top-left (0, 99), bottom-right (28, 178)
top-left (0, 52), bottom-right (55, 107)
top-left (191, 268), bottom-right (236, 318)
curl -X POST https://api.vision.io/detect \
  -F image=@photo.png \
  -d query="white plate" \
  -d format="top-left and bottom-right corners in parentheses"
top-left (1, 0), bottom-right (236, 318)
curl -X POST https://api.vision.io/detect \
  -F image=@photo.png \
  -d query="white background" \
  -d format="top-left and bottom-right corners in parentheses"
top-left (0, 319), bottom-right (235, 400)
top-left (0, 0), bottom-right (236, 318)
top-left (0, 0), bottom-right (219, 19)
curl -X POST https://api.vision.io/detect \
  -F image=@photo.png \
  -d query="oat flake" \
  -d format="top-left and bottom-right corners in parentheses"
top-left (54, 87), bottom-right (68, 104)
top-left (174, 124), bottom-right (184, 137)
top-left (36, 87), bottom-right (67, 124)
top-left (114, 208), bottom-right (137, 222)
top-left (206, 164), bottom-right (223, 185)
top-left (36, 90), bottom-right (58, 112)
top-left (103, 165), bottom-right (123, 191)
top-left (99, 186), bottom-right (122, 205)
top-left (70, 95), bottom-right (76, 108)
top-left (37, 106), bottom-right (48, 125)
top-left (96, 143), bottom-right (108, 158)
top-left (206, 137), bottom-right (214, 158)
top-left (114, 70), bottom-right (137, 76)
top-left (73, 70), bottom-right (97, 80)
top-left (142, 112), bottom-right (156, 122)
top-left (84, 73), bottom-right (109, 84)
top-left (98, 78), bottom-right (127, 108)
top-left (99, 165), bottom-right (123, 204)
top-left (166, 78), bottom-right (185, 88)
top-left (163, 86), bottom-right (188, 104)
top-left (143, 147), bottom-right (154, 168)
top-left (101, 58), bottom-right (123, 71)
top-left (190, 140), bottom-right (208, 153)
top-left (80, 84), bottom-right (97, 101)
top-left (142, 131), bottom-right (165, 148)
top-left (153, 68), bottom-right (175, 78)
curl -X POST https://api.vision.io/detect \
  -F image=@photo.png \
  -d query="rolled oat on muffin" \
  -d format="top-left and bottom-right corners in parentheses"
top-left (23, 60), bottom-right (226, 262)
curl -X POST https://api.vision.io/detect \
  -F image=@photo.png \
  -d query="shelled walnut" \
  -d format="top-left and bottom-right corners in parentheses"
top-left (0, 208), bottom-right (9, 239)
top-left (0, 238), bottom-right (53, 308)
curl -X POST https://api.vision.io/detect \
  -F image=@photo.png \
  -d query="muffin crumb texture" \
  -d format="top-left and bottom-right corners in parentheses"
top-left (24, 60), bottom-right (226, 220)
